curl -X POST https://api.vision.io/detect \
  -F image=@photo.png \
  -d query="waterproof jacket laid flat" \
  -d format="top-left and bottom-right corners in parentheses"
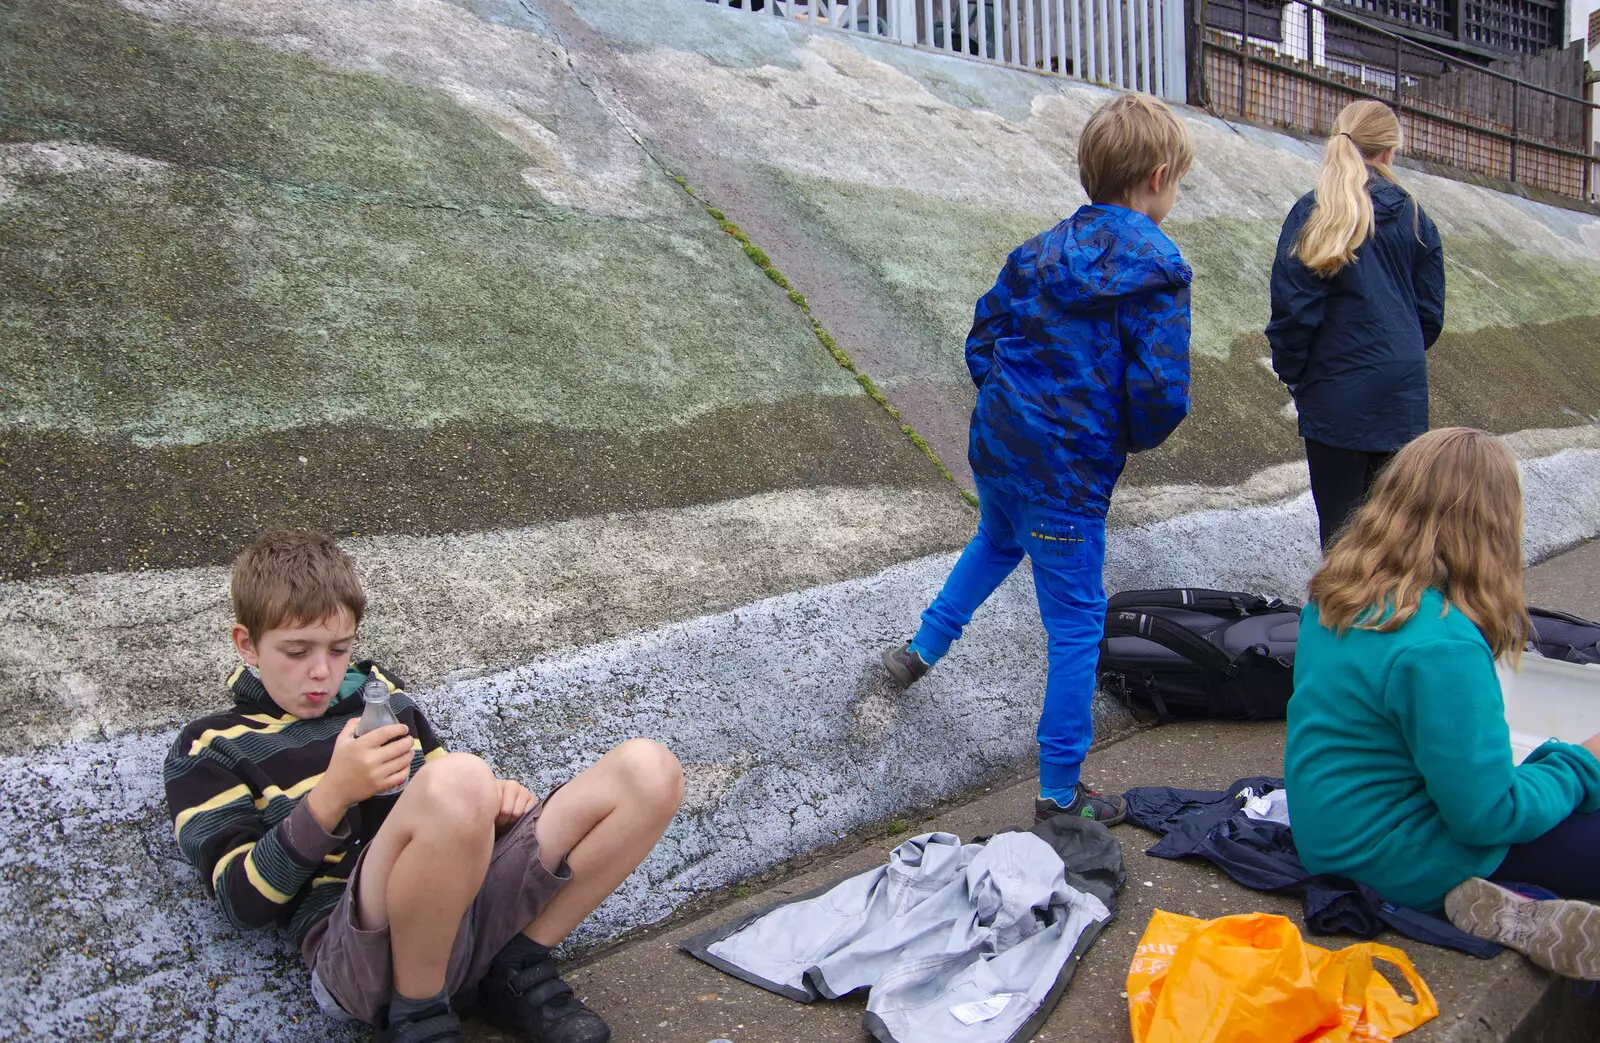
top-left (1266, 177), bottom-right (1445, 452)
top-left (682, 820), bottom-right (1124, 1043)
top-left (967, 204), bottom-right (1192, 517)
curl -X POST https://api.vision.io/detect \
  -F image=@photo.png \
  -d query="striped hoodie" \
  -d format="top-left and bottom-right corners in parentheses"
top-left (164, 661), bottom-right (444, 948)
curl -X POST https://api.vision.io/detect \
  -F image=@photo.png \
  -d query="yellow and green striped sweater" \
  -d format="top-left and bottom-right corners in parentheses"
top-left (163, 662), bottom-right (445, 945)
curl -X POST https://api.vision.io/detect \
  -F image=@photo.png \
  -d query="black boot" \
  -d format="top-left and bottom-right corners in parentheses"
top-left (477, 956), bottom-right (611, 1043)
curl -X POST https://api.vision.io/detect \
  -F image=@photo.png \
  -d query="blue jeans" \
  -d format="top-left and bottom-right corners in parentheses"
top-left (911, 481), bottom-right (1107, 793)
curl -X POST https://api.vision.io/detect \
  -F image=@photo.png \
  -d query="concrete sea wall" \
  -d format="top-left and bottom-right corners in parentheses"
top-left (3, 0), bottom-right (1600, 1037)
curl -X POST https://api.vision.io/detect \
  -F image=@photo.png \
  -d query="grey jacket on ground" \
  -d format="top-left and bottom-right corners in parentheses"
top-left (684, 823), bottom-right (1122, 1043)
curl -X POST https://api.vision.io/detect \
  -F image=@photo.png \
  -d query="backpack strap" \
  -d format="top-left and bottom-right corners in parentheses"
top-left (1103, 608), bottom-right (1236, 676)
top-left (1107, 588), bottom-right (1281, 616)
top-left (1529, 606), bottom-right (1600, 629)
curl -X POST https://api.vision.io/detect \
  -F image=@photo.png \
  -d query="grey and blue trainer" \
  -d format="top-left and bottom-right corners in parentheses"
top-left (1034, 782), bottom-right (1128, 826)
top-left (881, 643), bottom-right (932, 688)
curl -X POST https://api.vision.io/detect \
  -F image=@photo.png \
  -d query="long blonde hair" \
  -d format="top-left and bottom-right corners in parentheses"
top-left (1293, 100), bottom-right (1405, 278)
top-left (1309, 428), bottom-right (1529, 659)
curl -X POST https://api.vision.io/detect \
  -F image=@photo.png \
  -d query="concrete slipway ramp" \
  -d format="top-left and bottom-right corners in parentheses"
top-left (3, 0), bottom-right (1600, 1037)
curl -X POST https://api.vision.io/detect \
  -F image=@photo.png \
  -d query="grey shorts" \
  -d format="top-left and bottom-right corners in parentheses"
top-left (304, 791), bottom-right (570, 1025)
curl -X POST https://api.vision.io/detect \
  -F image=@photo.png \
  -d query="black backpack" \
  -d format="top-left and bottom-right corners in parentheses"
top-left (1528, 607), bottom-right (1600, 665)
top-left (1097, 589), bottom-right (1302, 721)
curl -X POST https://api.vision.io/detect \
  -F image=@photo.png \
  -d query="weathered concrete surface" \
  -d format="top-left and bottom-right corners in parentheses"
top-left (9, 439), bottom-right (1600, 753)
top-left (0, 486), bottom-right (977, 751)
top-left (1522, 536), bottom-right (1600, 613)
top-left (8, 450), bottom-right (1600, 1040)
top-left (0, 0), bottom-right (971, 582)
top-left (550, 0), bottom-right (1600, 496)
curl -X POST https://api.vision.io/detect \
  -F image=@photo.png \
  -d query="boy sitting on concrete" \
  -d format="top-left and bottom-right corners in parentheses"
top-left (882, 93), bottom-right (1195, 824)
top-left (165, 529), bottom-right (684, 1043)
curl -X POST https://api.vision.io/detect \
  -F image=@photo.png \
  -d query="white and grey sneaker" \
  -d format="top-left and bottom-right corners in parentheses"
top-left (1444, 877), bottom-right (1600, 980)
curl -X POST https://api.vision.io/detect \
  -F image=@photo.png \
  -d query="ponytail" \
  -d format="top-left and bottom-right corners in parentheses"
top-left (1292, 100), bottom-right (1405, 279)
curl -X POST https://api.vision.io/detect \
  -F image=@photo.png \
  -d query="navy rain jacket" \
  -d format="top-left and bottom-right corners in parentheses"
top-left (967, 204), bottom-right (1192, 518)
top-left (1266, 178), bottom-right (1445, 452)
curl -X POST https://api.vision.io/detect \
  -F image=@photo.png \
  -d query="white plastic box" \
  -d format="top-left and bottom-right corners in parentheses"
top-left (1497, 654), bottom-right (1600, 763)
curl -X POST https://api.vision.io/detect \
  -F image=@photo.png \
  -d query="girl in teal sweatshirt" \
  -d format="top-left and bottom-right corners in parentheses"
top-left (1286, 427), bottom-right (1600, 976)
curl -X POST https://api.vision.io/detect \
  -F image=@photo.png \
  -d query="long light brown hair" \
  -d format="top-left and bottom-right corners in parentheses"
top-left (1308, 428), bottom-right (1529, 659)
top-left (1293, 100), bottom-right (1407, 278)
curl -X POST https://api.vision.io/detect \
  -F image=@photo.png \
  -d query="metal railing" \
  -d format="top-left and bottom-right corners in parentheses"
top-left (1336, 0), bottom-right (1566, 57)
top-left (703, 0), bottom-right (1189, 101)
top-left (1198, 0), bottom-right (1599, 200)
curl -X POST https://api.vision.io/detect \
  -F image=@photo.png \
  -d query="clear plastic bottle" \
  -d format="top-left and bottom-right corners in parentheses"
top-left (355, 673), bottom-right (410, 797)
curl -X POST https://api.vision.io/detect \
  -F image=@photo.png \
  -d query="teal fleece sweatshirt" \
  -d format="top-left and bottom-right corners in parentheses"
top-left (1285, 588), bottom-right (1600, 910)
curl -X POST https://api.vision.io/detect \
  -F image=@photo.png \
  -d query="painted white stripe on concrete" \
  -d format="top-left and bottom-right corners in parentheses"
top-left (7, 435), bottom-right (1598, 749)
top-left (0, 485), bottom-right (974, 750)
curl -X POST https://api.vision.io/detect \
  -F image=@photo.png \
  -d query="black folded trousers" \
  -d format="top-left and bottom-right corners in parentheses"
top-left (1123, 777), bottom-right (1502, 959)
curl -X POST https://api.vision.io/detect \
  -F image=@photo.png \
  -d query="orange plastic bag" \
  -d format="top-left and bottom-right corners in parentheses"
top-left (1127, 910), bottom-right (1438, 1043)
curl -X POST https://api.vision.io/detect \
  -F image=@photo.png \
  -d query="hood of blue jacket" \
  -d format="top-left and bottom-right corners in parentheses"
top-left (1034, 205), bottom-right (1191, 313)
top-left (1370, 176), bottom-right (1414, 221)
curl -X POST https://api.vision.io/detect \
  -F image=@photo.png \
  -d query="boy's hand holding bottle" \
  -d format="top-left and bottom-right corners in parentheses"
top-left (305, 720), bottom-right (414, 830)
top-left (305, 676), bottom-right (416, 830)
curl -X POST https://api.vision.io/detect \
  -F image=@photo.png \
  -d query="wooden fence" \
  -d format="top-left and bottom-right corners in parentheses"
top-left (1199, 2), bottom-right (1596, 201)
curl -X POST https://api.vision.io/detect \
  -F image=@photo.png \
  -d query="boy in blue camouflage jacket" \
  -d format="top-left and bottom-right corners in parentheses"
top-left (883, 93), bottom-right (1195, 823)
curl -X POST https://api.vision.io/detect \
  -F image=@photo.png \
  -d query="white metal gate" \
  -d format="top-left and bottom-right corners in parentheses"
top-left (703, 0), bottom-right (1188, 103)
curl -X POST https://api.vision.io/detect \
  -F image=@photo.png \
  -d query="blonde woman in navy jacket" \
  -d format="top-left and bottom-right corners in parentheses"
top-left (1268, 100), bottom-right (1445, 548)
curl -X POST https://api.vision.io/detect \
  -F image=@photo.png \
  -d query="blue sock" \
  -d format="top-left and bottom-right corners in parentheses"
top-left (906, 640), bottom-right (941, 667)
top-left (1039, 761), bottom-right (1082, 806)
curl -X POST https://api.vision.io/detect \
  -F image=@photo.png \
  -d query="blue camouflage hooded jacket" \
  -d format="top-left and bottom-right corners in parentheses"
top-left (967, 204), bottom-right (1192, 517)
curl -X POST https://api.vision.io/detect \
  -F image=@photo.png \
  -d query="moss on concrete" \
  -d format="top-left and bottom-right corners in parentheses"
top-left (766, 171), bottom-right (1041, 383)
top-left (0, 0), bottom-right (886, 445)
top-left (1122, 313), bottom-right (1600, 487)
top-left (674, 172), bottom-right (972, 499)
top-left (763, 168), bottom-right (1600, 381)
top-left (0, 394), bottom-right (954, 578)
top-left (0, 165), bottom-right (862, 442)
top-left (1430, 314), bottom-right (1600, 432)
top-left (1439, 237), bottom-right (1600, 331)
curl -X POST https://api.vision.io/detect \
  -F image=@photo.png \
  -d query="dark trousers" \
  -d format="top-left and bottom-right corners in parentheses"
top-left (1305, 439), bottom-right (1396, 550)
top-left (1492, 811), bottom-right (1600, 899)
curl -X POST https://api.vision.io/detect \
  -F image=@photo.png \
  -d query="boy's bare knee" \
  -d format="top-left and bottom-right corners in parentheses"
top-left (613, 738), bottom-right (684, 808)
top-left (412, 752), bottom-right (498, 823)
